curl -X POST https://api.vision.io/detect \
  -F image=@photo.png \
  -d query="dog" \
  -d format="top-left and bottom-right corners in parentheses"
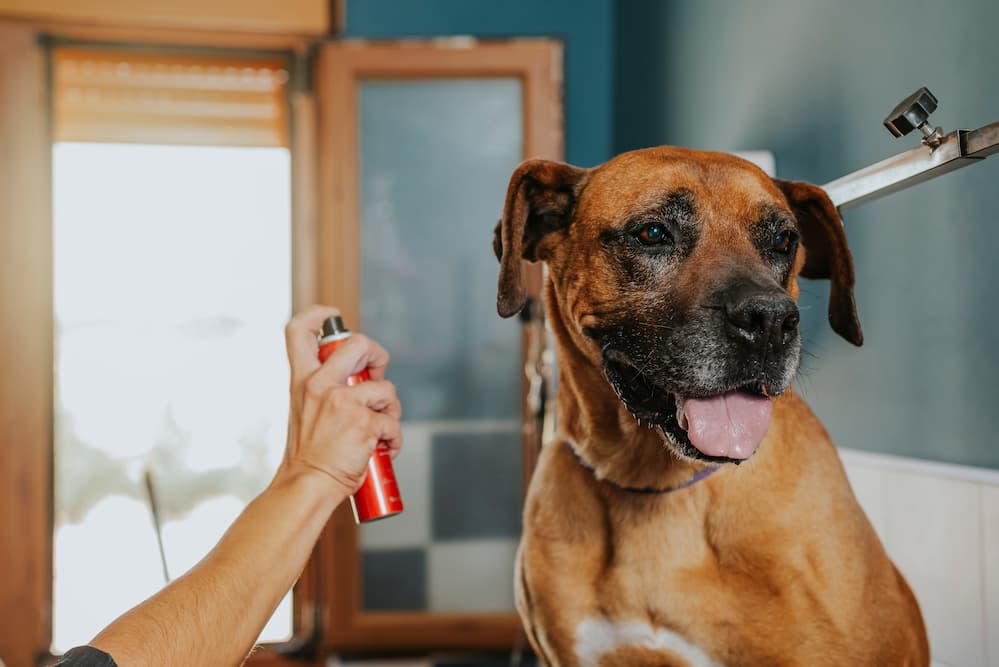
top-left (492, 147), bottom-right (929, 667)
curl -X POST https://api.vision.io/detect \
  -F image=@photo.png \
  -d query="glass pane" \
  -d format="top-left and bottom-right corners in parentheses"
top-left (357, 79), bottom-right (524, 612)
top-left (52, 143), bottom-right (293, 652)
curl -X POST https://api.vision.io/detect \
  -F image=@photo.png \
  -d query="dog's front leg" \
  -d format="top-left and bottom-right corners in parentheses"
top-left (515, 541), bottom-right (595, 667)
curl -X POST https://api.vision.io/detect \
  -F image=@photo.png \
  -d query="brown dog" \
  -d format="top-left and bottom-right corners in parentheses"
top-left (493, 147), bottom-right (929, 666)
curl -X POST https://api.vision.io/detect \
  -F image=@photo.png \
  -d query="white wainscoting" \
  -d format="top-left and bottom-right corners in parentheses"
top-left (840, 447), bottom-right (999, 667)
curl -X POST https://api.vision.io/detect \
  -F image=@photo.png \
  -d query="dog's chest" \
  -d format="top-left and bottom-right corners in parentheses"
top-left (578, 504), bottom-right (808, 666)
top-left (572, 616), bottom-right (723, 667)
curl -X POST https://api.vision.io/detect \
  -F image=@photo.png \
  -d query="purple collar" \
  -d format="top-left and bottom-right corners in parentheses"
top-left (565, 440), bottom-right (721, 495)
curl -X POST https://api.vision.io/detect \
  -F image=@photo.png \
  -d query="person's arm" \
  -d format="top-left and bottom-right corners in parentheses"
top-left (82, 305), bottom-right (402, 667)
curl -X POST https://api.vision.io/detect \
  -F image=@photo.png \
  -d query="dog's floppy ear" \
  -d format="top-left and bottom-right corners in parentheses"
top-left (774, 179), bottom-right (863, 346)
top-left (494, 159), bottom-right (588, 318)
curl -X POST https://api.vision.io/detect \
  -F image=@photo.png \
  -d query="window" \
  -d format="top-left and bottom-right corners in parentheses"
top-left (49, 47), bottom-right (297, 655)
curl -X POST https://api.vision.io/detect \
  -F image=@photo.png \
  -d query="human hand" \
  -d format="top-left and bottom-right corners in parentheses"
top-left (278, 305), bottom-right (402, 496)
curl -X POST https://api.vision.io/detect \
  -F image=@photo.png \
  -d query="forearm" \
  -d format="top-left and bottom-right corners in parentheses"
top-left (91, 469), bottom-right (345, 667)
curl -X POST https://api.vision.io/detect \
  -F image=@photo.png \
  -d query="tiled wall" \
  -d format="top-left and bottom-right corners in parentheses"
top-left (841, 448), bottom-right (999, 667)
top-left (359, 421), bottom-right (522, 612)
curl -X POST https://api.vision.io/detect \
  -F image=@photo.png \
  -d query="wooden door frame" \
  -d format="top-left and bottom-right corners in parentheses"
top-left (314, 39), bottom-right (563, 653)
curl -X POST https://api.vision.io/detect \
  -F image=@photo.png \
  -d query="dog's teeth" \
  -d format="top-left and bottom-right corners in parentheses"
top-left (676, 399), bottom-right (689, 430)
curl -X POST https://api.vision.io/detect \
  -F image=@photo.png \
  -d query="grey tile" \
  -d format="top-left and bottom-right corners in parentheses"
top-left (431, 430), bottom-right (521, 540)
top-left (427, 539), bottom-right (518, 612)
top-left (362, 548), bottom-right (426, 611)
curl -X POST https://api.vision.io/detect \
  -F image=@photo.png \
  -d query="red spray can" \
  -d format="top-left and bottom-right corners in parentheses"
top-left (317, 315), bottom-right (404, 523)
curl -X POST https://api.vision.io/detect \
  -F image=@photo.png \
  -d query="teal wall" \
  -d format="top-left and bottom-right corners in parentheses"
top-left (615, 0), bottom-right (999, 469)
top-left (342, 0), bottom-right (615, 167)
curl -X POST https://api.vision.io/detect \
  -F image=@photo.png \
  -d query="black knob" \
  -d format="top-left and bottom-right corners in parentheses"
top-left (884, 87), bottom-right (945, 148)
top-left (884, 87), bottom-right (938, 137)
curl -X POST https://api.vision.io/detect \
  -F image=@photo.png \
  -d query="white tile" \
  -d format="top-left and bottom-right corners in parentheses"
top-left (732, 150), bottom-right (775, 176)
top-left (983, 484), bottom-right (999, 667)
top-left (842, 460), bottom-right (886, 538)
top-left (879, 469), bottom-right (985, 667)
top-left (427, 538), bottom-right (519, 612)
top-left (360, 423), bottom-right (431, 550)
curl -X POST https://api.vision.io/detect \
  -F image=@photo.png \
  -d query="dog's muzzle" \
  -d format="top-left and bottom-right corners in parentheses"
top-left (600, 283), bottom-right (801, 463)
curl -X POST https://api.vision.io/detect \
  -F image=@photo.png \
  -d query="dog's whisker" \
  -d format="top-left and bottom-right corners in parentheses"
top-left (636, 322), bottom-right (678, 332)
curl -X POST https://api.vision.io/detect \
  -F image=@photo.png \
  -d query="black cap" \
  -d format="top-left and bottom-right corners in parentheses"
top-left (321, 315), bottom-right (350, 338)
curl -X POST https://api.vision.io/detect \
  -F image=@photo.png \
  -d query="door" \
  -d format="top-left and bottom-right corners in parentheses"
top-left (314, 39), bottom-right (562, 652)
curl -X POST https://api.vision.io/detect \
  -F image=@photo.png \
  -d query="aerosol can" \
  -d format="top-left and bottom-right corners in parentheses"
top-left (318, 316), bottom-right (404, 523)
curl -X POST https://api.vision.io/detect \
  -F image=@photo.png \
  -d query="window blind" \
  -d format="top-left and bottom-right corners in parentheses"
top-left (53, 48), bottom-right (289, 147)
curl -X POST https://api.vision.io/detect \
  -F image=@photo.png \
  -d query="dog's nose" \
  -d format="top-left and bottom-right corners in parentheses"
top-left (725, 288), bottom-right (799, 352)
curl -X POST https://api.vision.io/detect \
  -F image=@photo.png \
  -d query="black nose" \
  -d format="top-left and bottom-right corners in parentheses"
top-left (725, 286), bottom-right (799, 353)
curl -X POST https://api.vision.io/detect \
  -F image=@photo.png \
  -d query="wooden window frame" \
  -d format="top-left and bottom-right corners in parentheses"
top-left (314, 39), bottom-right (563, 653)
top-left (0, 22), bottom-right (55, 667)
top-left (0, 26), bottom-right (324, 666)
top-left (0, 0), bottom-right (345, 51)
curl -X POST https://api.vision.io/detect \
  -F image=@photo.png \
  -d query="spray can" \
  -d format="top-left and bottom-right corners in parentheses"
top-left (317, 315), bottom-right (404, 523)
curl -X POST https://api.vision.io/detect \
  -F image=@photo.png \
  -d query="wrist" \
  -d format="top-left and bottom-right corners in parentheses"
top-left (271, 462), bottom-right (352, 511)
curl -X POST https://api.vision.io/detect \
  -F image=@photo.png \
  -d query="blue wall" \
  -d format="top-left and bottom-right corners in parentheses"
top-left (615, 0), bottom-right (999, 469)
top-left (341, 0), bottom-right (615, 167)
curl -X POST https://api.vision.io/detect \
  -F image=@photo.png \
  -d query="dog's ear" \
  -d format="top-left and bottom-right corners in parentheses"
top-left (774, 178), bottom-right (863, 346)
top-left (494, 159), bottom-right (588, 318)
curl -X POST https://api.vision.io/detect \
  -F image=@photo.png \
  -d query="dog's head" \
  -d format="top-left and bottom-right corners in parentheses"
top-left (493, 147), bottom-right (861, 464)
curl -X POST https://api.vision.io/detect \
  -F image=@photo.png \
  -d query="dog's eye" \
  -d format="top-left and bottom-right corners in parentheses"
top-left (772, 229), bottom-right (798, 254)
top-left (636, 223), bottom-right (672, 246)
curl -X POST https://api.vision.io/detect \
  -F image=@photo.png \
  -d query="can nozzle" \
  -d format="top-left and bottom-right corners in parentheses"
top-left (321, 315), bottom-right (349, 339)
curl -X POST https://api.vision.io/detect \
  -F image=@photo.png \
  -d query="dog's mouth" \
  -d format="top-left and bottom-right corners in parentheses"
top-left (603, 352), bottom-right (774, 464)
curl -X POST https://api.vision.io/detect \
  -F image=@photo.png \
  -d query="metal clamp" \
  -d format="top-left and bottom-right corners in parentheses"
top-left (823, 86), bottom-right (998, 211)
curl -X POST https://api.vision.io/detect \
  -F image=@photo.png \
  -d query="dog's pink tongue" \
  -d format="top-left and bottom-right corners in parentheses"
top-left (680, 391), bottom-right (773, 460)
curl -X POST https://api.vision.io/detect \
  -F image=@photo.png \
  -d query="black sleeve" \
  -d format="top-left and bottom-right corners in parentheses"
top-left (54, 646), bottom-right (117, 667)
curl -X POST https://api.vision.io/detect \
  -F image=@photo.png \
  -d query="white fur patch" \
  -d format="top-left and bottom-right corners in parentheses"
top-left (575, 617), bottom-right (723, 667)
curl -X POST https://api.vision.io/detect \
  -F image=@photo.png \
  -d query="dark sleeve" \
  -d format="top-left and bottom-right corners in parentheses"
top-left (54, 646), bottom-right (117, 667)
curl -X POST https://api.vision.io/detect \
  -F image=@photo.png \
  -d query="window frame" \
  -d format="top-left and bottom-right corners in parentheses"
top-left (313, 39), bottom-right (563, 653)
top-left (0, 29), bottom-right (324, 666)
top-left (0, 21), bottom-right (55, 667)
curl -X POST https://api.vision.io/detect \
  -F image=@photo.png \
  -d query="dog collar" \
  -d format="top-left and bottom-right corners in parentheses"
top-left (565, 440), bottom-right (720, 495)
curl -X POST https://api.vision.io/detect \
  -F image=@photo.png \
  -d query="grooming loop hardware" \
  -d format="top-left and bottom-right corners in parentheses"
top-left (823, 86), bottom-right (999, 211)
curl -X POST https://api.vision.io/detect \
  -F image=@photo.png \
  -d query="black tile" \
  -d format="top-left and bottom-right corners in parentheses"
top-left (431, 430), bottom-right (521, 540)
top-left (361, 548), bottom-right (426, 610)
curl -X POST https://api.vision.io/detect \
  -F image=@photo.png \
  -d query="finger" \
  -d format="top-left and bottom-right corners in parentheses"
top-left (368, 411), bottom-right (403, 448)
top-left (349, 380), bottom-right (401, 420)
top-left (285, 305), bottom-right (340, 382)
top-left (384, 431), bottom-right (404, 460)
top-left (314, 333), bottom-right (391, 386)
top-left (341, 380), bottom-right (400, 416)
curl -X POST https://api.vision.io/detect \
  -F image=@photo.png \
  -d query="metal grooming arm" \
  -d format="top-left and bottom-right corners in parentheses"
top-left (822, 87), bottom-right (999, 211)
